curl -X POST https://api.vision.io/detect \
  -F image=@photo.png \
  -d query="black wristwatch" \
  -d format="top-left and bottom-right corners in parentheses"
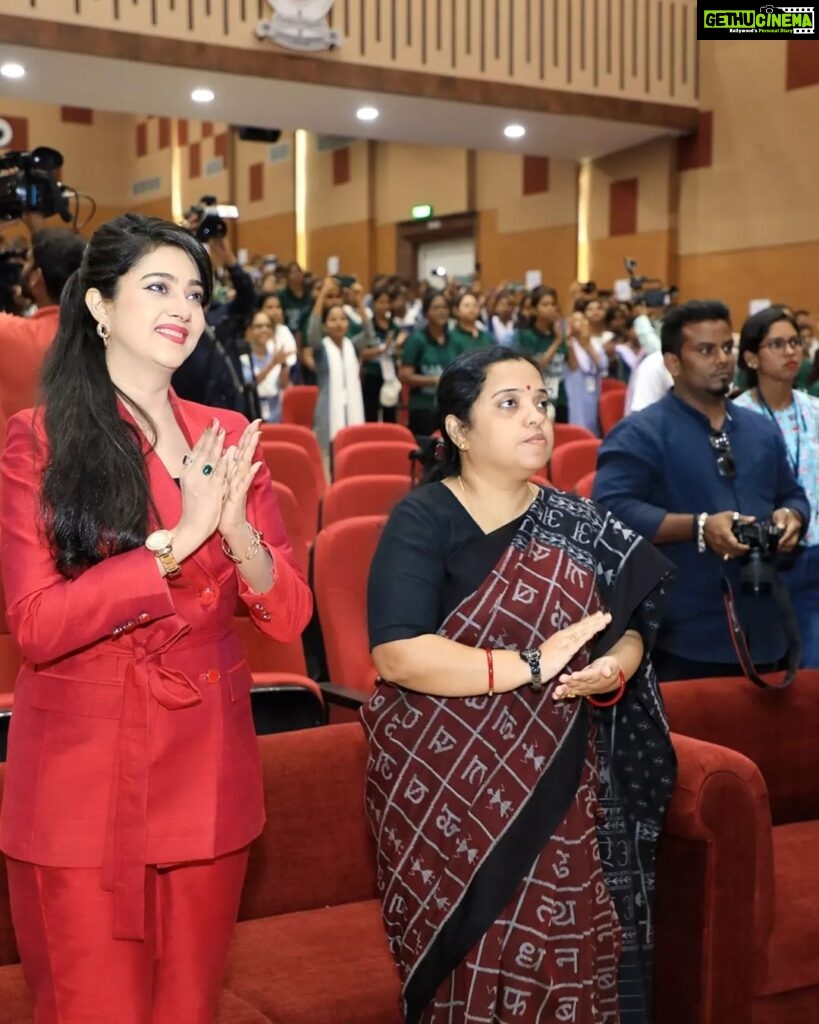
top-left (519, 649), bottom-right (544, 692)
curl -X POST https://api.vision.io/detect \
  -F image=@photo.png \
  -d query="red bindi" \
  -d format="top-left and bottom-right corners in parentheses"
top-left (525, 384), bottom-right (532, 390)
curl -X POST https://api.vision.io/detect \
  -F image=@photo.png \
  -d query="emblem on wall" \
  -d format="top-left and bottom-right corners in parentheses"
top-left (257, 0), bottom-right (341, 51)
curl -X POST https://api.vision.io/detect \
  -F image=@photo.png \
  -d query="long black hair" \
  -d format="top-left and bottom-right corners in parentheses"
top-left (422, 346), bottom-right (540, 482)
top-left (40, 212), bottom-right (212, 577)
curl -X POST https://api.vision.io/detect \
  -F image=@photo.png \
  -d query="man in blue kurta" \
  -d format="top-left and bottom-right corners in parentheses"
top-left (593, 300), bottom-right (809, 681)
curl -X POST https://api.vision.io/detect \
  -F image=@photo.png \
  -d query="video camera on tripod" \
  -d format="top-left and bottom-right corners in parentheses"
top-left (624, 258), bottom-right (678, 308)
top-left (0, 147), bottom-right (74, 223)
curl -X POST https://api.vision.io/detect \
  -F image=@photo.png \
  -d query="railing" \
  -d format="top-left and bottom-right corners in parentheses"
top-left (18, 0), bottom-right (697, 106)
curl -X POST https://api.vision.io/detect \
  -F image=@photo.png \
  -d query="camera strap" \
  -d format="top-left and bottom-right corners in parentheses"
top-left (720, 573), bottom-right (799, 690)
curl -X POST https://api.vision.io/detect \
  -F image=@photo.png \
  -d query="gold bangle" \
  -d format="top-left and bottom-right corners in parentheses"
top-left (222, 522), bottom-right (263, 564)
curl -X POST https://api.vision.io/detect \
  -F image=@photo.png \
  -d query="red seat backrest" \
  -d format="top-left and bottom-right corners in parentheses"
top-left (268, 480), bottom-right (310, 576)
top-left (332, 423), bottom-right (416, 460)
top-left (321, 474), bottom-right (411, 528)
top-left (549, 439), bottom-right (602, 491)
top-left (333, 442), bottom-right (417, 483)
top-left (231, 615), bottom-right (309, 676)
top-left (573, 471), bottom-right (596, 499)
top-left (552, 423), bottom-right (596, 449)
top-left (260, 423), bottom-right (325, 493)
top-left (280, 385), bottom-right (319, 427)
top-left (661, 672), bottom-right (819, 825)
top-left (601, 377), bottom-right (627, 394)
top-left (313, 516), bottom-right (385, 694)
top-left (261, 440), bottom-right (322, 540)
top-left (599, 389), bottom-right (626, 435)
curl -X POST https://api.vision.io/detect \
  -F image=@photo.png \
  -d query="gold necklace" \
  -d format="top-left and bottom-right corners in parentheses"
top-left (458, 476), bottom-right (538, 522)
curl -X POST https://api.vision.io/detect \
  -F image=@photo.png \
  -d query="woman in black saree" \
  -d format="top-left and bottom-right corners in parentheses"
top-left (361, 347), bottom-right (676, 1024)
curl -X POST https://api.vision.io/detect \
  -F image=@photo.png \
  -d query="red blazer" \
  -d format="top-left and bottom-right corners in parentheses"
top-left (0, 393), bottom-right (313, 938)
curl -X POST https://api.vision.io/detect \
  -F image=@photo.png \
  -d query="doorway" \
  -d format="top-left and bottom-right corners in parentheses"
top-left (416, 236), bottom-right (477, 285)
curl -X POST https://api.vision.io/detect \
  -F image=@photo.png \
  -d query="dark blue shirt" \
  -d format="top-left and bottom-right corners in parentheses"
top-left (592, 391), bottom-right (810, 664)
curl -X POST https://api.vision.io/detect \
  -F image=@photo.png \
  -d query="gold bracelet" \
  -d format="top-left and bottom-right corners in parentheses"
top-left (222, 522), bottom-right (263, 564)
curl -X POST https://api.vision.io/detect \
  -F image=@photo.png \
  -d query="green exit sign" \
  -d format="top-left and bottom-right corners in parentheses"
top-left (411, 204), bottom-right (434, 220)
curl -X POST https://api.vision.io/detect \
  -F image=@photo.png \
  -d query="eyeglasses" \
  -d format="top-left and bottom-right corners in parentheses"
top-left (709, 431), bottom-right (737, 480)
top-left (760, 336), bottom-right (804, 353)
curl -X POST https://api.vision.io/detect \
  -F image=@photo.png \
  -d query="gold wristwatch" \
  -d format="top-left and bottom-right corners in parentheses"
top-left (145, 529), bottom-right (182, 579)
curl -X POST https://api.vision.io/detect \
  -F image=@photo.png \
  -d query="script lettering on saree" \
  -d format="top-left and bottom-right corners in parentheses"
top-left (404, 775), bottom-right (430, 804)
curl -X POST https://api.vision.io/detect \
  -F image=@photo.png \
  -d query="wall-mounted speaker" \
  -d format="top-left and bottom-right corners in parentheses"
top-left (236, 126), bottom-right (282, 143)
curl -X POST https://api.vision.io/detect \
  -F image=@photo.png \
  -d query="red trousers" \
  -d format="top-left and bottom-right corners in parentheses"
top-left (6, 846), bottom-right (249, 1024)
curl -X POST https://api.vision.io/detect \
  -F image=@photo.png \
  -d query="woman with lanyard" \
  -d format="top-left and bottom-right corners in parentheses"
top-left (239, 303), bottom-right (297, 423)
top-left (736, 306), bottom-right (819, 667)
top-left (357, 285), bottom-right (405, 423)
top-left (564, 309), bottom-right (608, 435)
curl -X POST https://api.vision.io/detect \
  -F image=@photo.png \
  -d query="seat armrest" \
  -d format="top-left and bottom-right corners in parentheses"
top-left (653, 733), bottom-right (774, 1024)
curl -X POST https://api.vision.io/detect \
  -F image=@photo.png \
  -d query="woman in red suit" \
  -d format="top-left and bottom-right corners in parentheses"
top-left (0, 213), bottom-right (313, 1023)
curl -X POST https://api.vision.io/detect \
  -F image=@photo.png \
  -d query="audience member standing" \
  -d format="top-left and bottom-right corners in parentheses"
top-left (357, 285), bottom-right (404, 423)
top-left (735, 307), bottom-right (819, 667)
top-left (0, 225), bottom-right (86, 420)
top-left (448, 292), bottom-right (489, 351)
top-left (0, 213), bottom-right (312, 1024)
top-left (564, 311), bottom-right (607, 434)
top-left (594, 300), bottom-right (809, 681)
top-left (311, 303), bottom-right (365, 455)
top-left (400, 291), bottom-right (461, 437)
top-left (513, 286), bottom-right (568, 421)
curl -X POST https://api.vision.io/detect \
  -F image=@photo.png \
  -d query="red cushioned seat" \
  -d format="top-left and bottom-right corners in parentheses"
top-left (281, 385), bottom-right (318, 427)
top-left (757, 820), bottom-right (819, 998)
top-left (225, 900), bottom-right (401, 1024)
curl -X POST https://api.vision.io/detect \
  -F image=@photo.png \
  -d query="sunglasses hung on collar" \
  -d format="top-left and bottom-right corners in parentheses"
top-left (709, 431), bottom-right (737, 480)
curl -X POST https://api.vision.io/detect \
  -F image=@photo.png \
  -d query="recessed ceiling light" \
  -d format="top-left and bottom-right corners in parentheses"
top-left (191, 88), bottom-right (215, 104)
top-left (0, 62), bottom-right (26, 80)
top-left (356, 106), bottom-right (379, 122)
top-left (504, 124), bottom-right (526, 140)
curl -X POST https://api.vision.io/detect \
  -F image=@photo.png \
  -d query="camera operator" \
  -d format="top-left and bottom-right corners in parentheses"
top-left (0, 213), bottom-right (86, 419)
top-left (593, 300), bottom-right (809, 682)
top-left (171, 210), bottom-right (257, 416)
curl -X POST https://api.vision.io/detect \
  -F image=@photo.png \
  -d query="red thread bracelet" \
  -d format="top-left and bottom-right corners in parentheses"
top-left (485, 649), bottom-right (495, 697)
top-left (586, 669), bottom-right (627, 707)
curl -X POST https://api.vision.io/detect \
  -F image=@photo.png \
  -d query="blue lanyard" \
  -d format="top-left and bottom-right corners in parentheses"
top-left (756, 390), bottom-right (805, 476)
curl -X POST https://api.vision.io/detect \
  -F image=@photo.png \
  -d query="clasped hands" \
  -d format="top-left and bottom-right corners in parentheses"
top-left (174, 418), bottom-right (263, 557)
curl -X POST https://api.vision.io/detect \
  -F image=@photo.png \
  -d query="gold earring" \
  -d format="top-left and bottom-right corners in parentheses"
top-left (97, 322), bottom-right (110, 347)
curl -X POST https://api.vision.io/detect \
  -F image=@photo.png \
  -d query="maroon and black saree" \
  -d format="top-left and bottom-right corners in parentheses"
top-left (361, 486), bottom-right (675, 1024)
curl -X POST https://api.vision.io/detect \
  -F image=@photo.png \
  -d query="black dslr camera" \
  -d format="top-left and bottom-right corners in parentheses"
top-left (731, 519), bottom-right (784, 597)
top-left (184, 195), bottom-right (239, 242)
top-left (0, 147), bottom-right (72, 222)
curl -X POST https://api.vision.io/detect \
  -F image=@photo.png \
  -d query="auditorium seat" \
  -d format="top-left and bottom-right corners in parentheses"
top-left (573, 471), bottom-right (596, 499)
top-left (260, 441), bottom-right (323, 540)
top-left (552, 423), bottom-right (596, 448)
top-left (281, 386), bottom-right (319, 428)
top-left (333, 441), bottom-right (417, 482)
top-left (549, 439), bottom-right (602, 492)
top-left (332, 422), bottom-right (416, 462)
top-left (231, 616), bottom-right (325, 734)
top-left (259, 423), bottom-right (325, 491)
top-left (599, 389), bottom-right (626, 435)
top-left (320, 474), bottom-right (410, 528)
top-left (313, 516), bottom-right (385, 700)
